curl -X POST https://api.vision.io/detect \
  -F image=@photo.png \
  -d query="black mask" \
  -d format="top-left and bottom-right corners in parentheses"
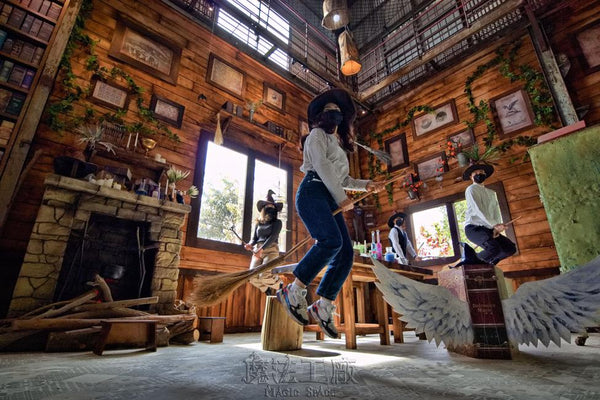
top-left (265, 208), bottom-right (278, 216)
top-left (320, 110), bottom-right (344, 132)
top-left (395, 219), bottom-right (404, 227)
top-left (473, 173), bottom-right (486, 183)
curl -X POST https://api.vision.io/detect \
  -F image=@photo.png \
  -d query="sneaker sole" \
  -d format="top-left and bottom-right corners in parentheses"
top-left (276, 289), bottom-right (309, 326)
top-left (308, 305), bottom-right (338, 339)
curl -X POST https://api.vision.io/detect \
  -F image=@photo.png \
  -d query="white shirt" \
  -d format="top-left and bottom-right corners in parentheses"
top-left (300, 128), bottom-right (370, 204)
top-left (464, 183), bottom-right (501, 229)
top-left (389, 227), bottom-right (417, 263)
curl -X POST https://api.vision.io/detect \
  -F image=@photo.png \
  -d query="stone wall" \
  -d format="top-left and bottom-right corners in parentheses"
top-left (7, 174), bottom-right (190, 317)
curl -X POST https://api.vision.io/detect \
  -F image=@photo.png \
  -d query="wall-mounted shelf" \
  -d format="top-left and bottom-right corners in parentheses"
top-left (218, 110), bottom-right (290, 146)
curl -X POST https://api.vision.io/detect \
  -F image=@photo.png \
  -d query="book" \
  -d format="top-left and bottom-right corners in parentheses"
top-left (46, 2), bottom-right (61, 19)
top-left (0, 5), bottom-right (13, 25)
top-left (1, 37), bottom-right (14, 53)
top-left (0, 119), bottom-right (15, 141)
top-left (28, 0), bottom-right (43, 12)
top-left (30, 46), bottom-right (43, 65)
top-left (20, 68), bottom-right (34, 88)
top-left (0, 30), bottom-right (7, 49)
top-left (8, 65), bottom-right (26, 86)
top-left (5, 92), bottom-right (25, 115)
top-left (28, 17), bottom-right (42, 36)
top-left (38, 0), bottom-right (50, 15)
top-left (37, 21), bottom-right (53, 41)
top-left (6, 8), bottom-right (27, 29)
top-left (0, 88), bottom-right (12, 110)
top-left (19, 42), bottom-right (35, 63)
top-left (9, 39), bottom-right (24, 58)
top-left (0, 60), bottom-right (14, 82)
top-left (20, 14), bottom-right (35, 32)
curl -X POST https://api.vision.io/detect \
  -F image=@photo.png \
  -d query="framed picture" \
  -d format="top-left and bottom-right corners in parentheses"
top-left (490, 88), bottom-right (535, 137)
top-left (414, 152), bottom-right (448, 181)
top-left (447, 128), bottom-right (475, 149)
top-left (573, 21), bottom-right (600, 74)
top-left (150, 95), bottom-right (185, 128)
top-left (206, 53), bottom-right (246, 99)
top-left (109, 19), bottom-right (181, 85)
top-left (263, 83), bottom-right (286, 113)
top-left (298, 118), bottom-right (310, 148)
top-left (412, 100), bottom-right (458, 140)
top-left (89, 78), bottom-right (130, 110)
top-left (384, 133), bottom-right (410, 172)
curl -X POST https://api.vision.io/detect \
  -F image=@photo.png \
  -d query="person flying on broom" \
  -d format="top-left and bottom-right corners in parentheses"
top-left (277, 88), bottom-right (385, 338)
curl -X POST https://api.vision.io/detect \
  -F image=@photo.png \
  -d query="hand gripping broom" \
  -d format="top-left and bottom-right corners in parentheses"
top-left (189, 173), bottom-right (406, 306)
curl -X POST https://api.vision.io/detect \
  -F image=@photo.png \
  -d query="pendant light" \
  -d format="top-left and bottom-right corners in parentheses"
top-left (339, 29), bottom-right (361, 76)
top-left (322, 0), bottom-right (349, 30)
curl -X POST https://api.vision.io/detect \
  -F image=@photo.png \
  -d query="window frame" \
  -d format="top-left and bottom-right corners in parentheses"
top-left (405, 181), bottom-right (517, 267)
top-left (185, 129), bottom-right (293, 255)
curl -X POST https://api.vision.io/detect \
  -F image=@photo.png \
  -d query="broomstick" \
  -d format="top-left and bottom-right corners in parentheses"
top-left (189, 173), bottom-right (407, 306)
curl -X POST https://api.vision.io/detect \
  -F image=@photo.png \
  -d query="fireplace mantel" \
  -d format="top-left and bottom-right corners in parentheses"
top-left (8, 174), bottom-right (191, 317)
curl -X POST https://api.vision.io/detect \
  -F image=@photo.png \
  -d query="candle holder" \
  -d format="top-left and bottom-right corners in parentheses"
top-left (140, 138), bottom-right (157, 157)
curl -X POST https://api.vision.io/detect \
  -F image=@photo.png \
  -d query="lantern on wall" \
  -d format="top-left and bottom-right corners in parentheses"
top-left (339, 29), bottom-right (361, 76)
top-left (322, 0), bottom-right (349, 30)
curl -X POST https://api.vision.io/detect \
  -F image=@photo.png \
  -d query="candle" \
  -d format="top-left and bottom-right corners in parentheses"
top-left (134, 132), bottom-right (139, 149)
top-left (126, 133), bottom-right (132, 149)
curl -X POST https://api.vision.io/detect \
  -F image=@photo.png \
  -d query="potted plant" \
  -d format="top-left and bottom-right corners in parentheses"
top-left (402, 172), bottom-right (423, 200)
top-left (166, 167), bottom-right (191, 201)
top-left (76, 124), bottom-right (116, 162)
top-left (459, 142), bottom-right (500, 166)
top-left (442, 138), bottom-right (468, 167)
top-left (245, 99), bottom-right (263, 122)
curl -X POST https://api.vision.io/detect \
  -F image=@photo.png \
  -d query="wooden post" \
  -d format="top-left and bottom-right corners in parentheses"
top-left (261, 296), bottom-right (302, 351)
top-left (341, 272), bottom-right (356, 349)
top-left (374, 288), bottom-right (390, 345)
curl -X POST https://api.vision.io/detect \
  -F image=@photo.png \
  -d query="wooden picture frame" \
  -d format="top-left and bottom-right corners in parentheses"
top-left (89, 78), bottom-right (130, 110)
top-left (384, 133), bottom-right (409, 172)
top-left (447, 128), bottom-right (475, 149)
top-left (412, 100), bottom-right (458, 140)
top-left (109, 19), bottom-right (181, 85)
top-left (573, 21), bottom-right (600, 74)
top-left (263, 83), bottom-right (286, 113)
top-left (150, 95), bottom-right (185, 128)
top-left (490, 88), bottom-right (535, 137)
top-left (414, 152), bottom-right (448, 181)
top-left (206, 53), bottom-right (246, 99)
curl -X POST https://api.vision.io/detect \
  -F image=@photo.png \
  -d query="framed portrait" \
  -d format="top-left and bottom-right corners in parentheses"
top-left (414, 152), bottom-right (448, 181)
top-left (447, 128), bottom-right (475, 149)
top-left (412, 100), bottom-right (458, 140)
top-left (150, 95), bottom-right (185, 128)
top-left (109, 19), bottom-right (181, 84)
top-left (490, 88), bottom-right (535, 137)
top-left (206, 53), bottom-right (246, 99)
top-left (573, 21), bottom-right (600, 74)
top-left (263, 83), bottom-right (286, 113)
top-left (384, 133), bottom-right (409, 172)
top-left (89, 78), bottom-right (130, 110)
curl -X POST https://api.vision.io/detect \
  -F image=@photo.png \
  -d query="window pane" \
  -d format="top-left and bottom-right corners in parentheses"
top-left (453, 199), bottom-right (479, 251)
top-left (411, 205), bottom-right (455, 259)
top-left (253, 160), bottom-right (288, 250)
top-left (197, 142), bottom-right (248, 243)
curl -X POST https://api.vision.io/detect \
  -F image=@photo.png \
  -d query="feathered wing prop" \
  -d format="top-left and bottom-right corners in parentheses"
top-left (502, 255), bottom-right (600, 347)
top-left (371, 259), bottom-right (474, 348)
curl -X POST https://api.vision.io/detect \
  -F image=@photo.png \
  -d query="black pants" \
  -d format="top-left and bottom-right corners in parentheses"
top-left (465, 224), bottom-right (516, 265)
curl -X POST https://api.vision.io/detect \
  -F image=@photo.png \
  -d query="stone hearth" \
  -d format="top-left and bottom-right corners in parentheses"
top-left (7, 174), bottom-right (191, 317)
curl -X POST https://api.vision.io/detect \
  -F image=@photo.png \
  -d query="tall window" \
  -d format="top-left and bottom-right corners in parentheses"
top-left (406, 182), bottom-right (516, 266)
top-left (187, 133), bottom-right (292, 254)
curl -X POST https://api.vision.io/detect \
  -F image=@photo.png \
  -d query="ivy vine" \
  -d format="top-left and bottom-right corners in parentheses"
top-left (46, 0), bottom-right (180, 143)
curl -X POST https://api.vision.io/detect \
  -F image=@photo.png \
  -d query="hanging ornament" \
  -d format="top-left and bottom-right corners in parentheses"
top-left (214, 112), bottom-right (223, 145)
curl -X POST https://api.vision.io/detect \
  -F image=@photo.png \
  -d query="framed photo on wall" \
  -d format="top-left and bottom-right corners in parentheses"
top-left (447, 128), bottom-right (475, 149)
top-left (490, 88), bottom-right (535, 137)
top-left (414, 152), bottom-right (448, 181)
top-left (206, 53), bottom-right (246, 99)
top-left (412, 100), bottom-right (458, 140)
top-left (263, 83), bottom-right (286, 113)
top-left (573, 21), bottom-right (600, 74)
top-left (384, 133), bottom-right (409, 172)
top-left (89, 78), bottom-right (130, 110)
top-left (109, 19), bottom-right (182, 85)
top-left (150, 95), bottom-right (185, 128)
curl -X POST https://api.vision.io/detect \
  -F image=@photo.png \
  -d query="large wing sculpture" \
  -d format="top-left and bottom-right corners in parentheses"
top-left (371, 259), bottom-right (473, 348)
top-left (502, 255), bottom-right (600, 347)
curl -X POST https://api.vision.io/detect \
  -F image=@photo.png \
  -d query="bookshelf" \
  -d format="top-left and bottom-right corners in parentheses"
top-left (0, 0), bottom-right (64, 157)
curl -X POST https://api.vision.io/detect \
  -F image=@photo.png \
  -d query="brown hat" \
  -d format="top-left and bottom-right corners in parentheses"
top-left (256, 190), bottom-right (283, 212)
top-left (462, 163), bottom-right (494, 181)
top-left (307, 88), bottom-right (356, 126)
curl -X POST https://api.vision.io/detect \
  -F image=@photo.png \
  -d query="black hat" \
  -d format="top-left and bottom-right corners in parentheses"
top-left (307, 88), bottom-right (356, 126)
top-left (388, 212), bottom-right (407, 228)
top-left (462, 163), bottom-right (494, 181)
top-left (256, 190), bottom-right (283, 212)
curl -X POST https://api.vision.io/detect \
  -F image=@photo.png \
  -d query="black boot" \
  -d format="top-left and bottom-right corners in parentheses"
top-left (449, 243), bottom-right (486, 268)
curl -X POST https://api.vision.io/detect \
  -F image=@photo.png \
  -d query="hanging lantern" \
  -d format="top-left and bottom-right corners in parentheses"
top-left (339, 30), bottom-right (361, 76)
top-left (322, 0), bottom-right (349, 30)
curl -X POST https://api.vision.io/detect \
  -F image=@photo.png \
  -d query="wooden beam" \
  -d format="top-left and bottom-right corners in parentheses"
top-left (359, 0), bottom-right (524, 102)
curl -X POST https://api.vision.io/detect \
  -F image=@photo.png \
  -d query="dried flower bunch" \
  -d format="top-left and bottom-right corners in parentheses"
top-left (245, 99), bottom-right (263, 111)
top-left (442, 138), bottom-right (463, 159)
top-left (166, 167), bottom-right (190, 183)
top-left (76, 124), bottom-right (115, 154)
top-left (402, 172), bottom-right (423, 192)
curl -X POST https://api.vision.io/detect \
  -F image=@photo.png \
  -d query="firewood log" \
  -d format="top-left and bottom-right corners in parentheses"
top-left (170, 329), bottom-right (200, 345)
top-left (71, 296), bottom-right (159, 312)
top-left (59, 307), bottom-right (149, 319)
top-left (45, 327), bottom-right (102, 352)
top-left (10, 314), bottom-right (197, 331)
top-left (32, 289), bottom-right (99, 319)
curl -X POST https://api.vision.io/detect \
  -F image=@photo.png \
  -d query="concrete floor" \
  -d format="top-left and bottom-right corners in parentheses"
top-left (0, 332), bottom-right (599, 400)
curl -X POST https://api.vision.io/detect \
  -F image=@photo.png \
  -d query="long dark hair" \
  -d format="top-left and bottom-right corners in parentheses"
top-left (300, 111), bottom-right (355, 152)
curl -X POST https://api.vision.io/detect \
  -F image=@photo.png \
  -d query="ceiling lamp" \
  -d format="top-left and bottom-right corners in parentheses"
top-left (322, 0), bottom-right (349, 30)
top-left (339, 29), bottom-right (361, 76)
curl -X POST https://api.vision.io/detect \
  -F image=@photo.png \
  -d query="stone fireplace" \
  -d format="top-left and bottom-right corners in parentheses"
top-left (7, 174), bottom-right (191, 317)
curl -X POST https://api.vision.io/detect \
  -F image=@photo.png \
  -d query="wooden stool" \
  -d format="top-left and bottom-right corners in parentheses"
top-left (94, 319), bottom-right (157, 355)
top-left (261, 296), bottom-right (303, 351)
top-left (198, 317), bottom-right (226, 343)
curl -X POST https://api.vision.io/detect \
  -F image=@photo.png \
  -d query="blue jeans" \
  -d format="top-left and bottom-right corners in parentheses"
top-left (293, 172), bottom-right (354, 301)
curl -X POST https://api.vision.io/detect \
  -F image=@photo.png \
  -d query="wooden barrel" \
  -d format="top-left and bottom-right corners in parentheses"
top-left (261, 296), bottom-right (303, 351)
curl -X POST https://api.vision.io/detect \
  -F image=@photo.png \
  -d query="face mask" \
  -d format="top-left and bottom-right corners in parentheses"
top-left (395, 219), bottom-right (404, 227)
top-left (265, 208), bottom-right (278, 216)
top-left (473, 173), bottom-right (486, 183)
top-left (320, 110), bottom-right (344, 132)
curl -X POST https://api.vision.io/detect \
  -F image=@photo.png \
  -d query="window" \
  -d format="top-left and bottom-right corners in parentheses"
top-left (187, 132), bottom-right (292, 254)
top-left (406, 182), bottom-right (517, 267)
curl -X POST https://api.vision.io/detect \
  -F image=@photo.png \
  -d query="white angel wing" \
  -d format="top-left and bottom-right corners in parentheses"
top-left (371, 258), bottom-right (473, 348)
top-left (502, 255), bottom-right (600, 347)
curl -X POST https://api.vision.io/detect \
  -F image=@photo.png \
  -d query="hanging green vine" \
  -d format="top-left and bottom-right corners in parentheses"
top-left (45, 0), bottom-right (180, 143)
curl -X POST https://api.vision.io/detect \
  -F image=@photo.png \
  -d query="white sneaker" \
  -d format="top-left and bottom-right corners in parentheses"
top-left (308, 299), bottom-right (339, 338)
top-left (276, 284), bottom-right (309, 325)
